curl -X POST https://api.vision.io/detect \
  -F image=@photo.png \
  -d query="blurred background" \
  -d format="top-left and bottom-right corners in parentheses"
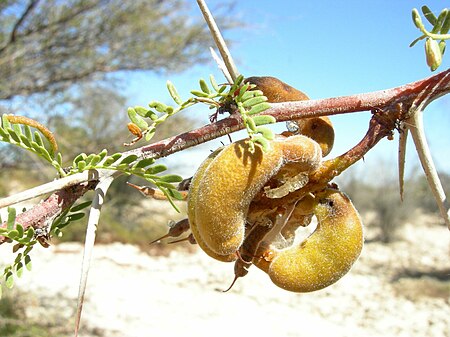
top-left (0, 1), bottom-right (448, 336)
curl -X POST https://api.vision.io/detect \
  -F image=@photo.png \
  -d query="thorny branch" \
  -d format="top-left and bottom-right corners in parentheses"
top-left (1, 68), bottom-right (450, 235)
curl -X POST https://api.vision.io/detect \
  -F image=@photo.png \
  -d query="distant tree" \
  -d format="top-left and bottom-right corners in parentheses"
top-left (0, 0), bottom-right (236, 100)
top-left (0, 0), bottom-right (236, 172)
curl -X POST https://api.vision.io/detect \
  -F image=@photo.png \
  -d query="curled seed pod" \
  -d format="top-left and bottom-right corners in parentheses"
top-left (190, 135), bottom-right (322, 257)
top-left (187, 147), bottom-right (237, 262)
top-left (245, 76), bottom-right (334, 156)
top-left (254, 189), bottom-right (364, 293)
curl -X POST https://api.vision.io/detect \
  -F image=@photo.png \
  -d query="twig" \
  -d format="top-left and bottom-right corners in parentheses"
top-left (196, 0), bottom-right (240, 81)
top-left (0, 169), bottom-right (113, 209)
top-left (0, 181), bottom-right (97, 244)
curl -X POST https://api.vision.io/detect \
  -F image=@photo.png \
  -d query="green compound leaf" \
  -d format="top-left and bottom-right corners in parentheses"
top-left (103, 153), bottom-right (122, 166)
top-left (7, 128), bottom-right (20, 143)
top-left (34, 131), bottom-right (44, 147)
top-left (67, 213), bottom-right (85, 222)
top-left (72, 153), bottom-right (87, 167)
top-left (0, 127), bottom-right (10, 140)
top-left (256, 126), bottom-right (275, 140)
top-left (23, 124), bottom-right (32, 140)
top-left (167, 81), bottom-right (183, 105)
top-left (149, 101), bottom-right (170, 113)
top-left (131, 158), bottom-right (156, 170)
top-left (431, 9), bottom-right (448, 34)
top-left (5, 271), bottom-right (14, 289)
top-left (1, 114), bottom-right (11, 128)
top-left (128, 108), bottom-right (149, 129)
top-left (190, 90), bottom-right (210, 98)
top-left (165, 188), bottom-right (185, 201)
top-left (134, 106), bottom-right (150, 117)
top-left (7, 207), bottom-right (16, 230)
top-left (16, 262), bottom-right (24, 278)
top-left (441, 11), bottom-right (450, 34)
top-left (19, 134), bottom-right (31, 148)
top-left (70, 201), bottom-right (92, 213)
top-left (24, 255), bottom-right (32, 271)
top-left (155, 181), bottom-right (180, 189)
top-left (25, 227), bottom-right (35, 241)
top-left (246, 117), bottom-right (257, 132)
top-left (209, 74), bottom-right (220, 92)
top-left (236, 83), bottom-right (251, 101)
top-left (86, 154), bottom-right (101, 167)
top-left (199, 78), bottom-right (211, 94)
top-left (56, 152), bottom-right (63, 166)
top-left (15, 224), bottom-right (24, 238)
top-left (422, 6), bottom-right (437, 26)
top-left (242, 96), bottom-right (268, 108)
top-left (252, 115), bottom-right (277, 126)
top-left (7, 230), bottom-right (19, 239)
top-left (77, 160), bottom-right (87, 171)
top-left (119, 154), bottom-right (138, 165)
top-left (158, 174), bottom-right (183, 183)
top-left (145, 164), bottom-right (167, 175)
top-left (253, 135), bottom-right (271, 152)
top-left (247, 102), bottom-right (271, 115)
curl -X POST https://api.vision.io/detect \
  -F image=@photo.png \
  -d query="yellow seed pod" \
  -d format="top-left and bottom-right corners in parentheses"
top-left (255, 189), bottom-right (364, 292)
top-left (294, 117), bottom-right (334, 157)
top-left (187, 147), bottom-right (237, 262)
top-left (190, 135), bottom-right (322, 257)
top-left (245, 76), bottom-right (334, 156)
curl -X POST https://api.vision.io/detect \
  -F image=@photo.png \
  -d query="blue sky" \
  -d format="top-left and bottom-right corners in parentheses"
top-left (126, 1), bottom-right (450, 179)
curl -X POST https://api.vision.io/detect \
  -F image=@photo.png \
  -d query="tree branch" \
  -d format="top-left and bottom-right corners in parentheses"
top-left (1, 68), bottom-right (450, 235)
top-left (9, 0), bottom-right (39, 44)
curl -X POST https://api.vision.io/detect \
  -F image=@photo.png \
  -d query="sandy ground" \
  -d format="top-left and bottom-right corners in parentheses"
top-left (0, 214), bottom-right (449, 337)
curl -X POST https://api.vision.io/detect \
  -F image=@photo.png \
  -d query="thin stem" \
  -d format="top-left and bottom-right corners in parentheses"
top-left (0, 170), bottom-right (113, 209)
top-left (196, 0), bottom-right (240, 81)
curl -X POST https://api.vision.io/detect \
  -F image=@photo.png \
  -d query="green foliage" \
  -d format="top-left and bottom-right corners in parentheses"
top-left (50, 201), bottom-right (91, 239)
top-left (0, 115), bottom-right (65, 176)
top-left (0, 199), bottom-right (98, 297)
top-left (0, 208), bottom-right (37, 296)
top-left (126, 74), bottom-right (274, 151)
top-left (232, 76), bottom-right (274, 151)
top-left (0, 290), bottom-right (50, 337)
top-left (0, 0), bottom-right (238, 100)
top-left (67, 150), bottom-right (183, 210)
top-left (411, 6), bottom-right (450, 71)
top-left (0, 288), bottom-right (97, 337)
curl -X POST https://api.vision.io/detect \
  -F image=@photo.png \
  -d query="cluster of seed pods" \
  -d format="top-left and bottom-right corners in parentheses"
top-left (154, 77), bottom-right (364, 293)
